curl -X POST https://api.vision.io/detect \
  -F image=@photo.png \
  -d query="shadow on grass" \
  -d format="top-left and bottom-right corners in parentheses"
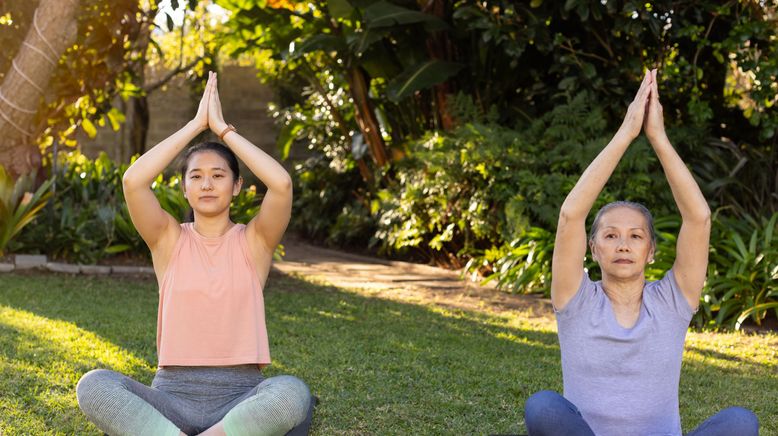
top-left (0, 271), bottom-right (775, 434)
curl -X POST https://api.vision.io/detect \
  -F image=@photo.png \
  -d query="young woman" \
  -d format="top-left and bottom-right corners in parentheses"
top-left (523, 70), bottom-right (759, 436)
top-left (76, 72), bottom-right (313, 436)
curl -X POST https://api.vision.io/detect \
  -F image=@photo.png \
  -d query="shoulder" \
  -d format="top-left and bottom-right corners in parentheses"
top-left (554, 271), bottom-right (600, 316)
top-left (644, 269), bottom-right (695, 321)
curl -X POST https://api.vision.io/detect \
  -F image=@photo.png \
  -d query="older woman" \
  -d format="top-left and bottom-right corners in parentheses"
top-left (523, 70), bottom-right (759, 436)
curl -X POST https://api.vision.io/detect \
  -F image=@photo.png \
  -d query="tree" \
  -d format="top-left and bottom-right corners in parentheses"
top-left (0, 0), bottom-right (80, 178)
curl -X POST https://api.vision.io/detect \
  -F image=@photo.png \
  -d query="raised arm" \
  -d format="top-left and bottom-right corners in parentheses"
top-left (121, 76), bottom-right (210, 249)
top-left (207, 72), bottom-right (293, 253)
top-left (551, 72), bottom-right (653, 310)
top-left (644, 70), bottom-right (711, 309)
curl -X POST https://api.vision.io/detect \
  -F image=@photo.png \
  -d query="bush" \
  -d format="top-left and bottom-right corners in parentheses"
top-left (698, 212), bottom-right (778, 330)
top-left (0, 166), bottom-right (53, 257)
top-left (290, 156), bottom-right (376, 248)
top-left (13, 151), bottom-right (270, 264)
top-left (376, 93), bottom-right (678, 269)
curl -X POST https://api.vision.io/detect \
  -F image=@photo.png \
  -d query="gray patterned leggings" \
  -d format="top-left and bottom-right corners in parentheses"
top-left (76, 365), bottom-right (313, 436)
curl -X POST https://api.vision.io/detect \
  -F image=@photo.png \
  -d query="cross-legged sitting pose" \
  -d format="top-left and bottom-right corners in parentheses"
top-left (76, 71), bottom-right (313, 436)
top-left (523, 70), bottom-right (759, 436)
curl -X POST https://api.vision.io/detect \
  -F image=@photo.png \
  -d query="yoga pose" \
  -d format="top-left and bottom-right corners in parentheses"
top-left (523, 70), bottom-right (759, 436)
top-left (76, 71), bottom-right (313, 436)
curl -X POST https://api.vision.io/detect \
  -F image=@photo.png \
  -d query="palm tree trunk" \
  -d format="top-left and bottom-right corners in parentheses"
top-left (0, 0), bottom-right (80, 179)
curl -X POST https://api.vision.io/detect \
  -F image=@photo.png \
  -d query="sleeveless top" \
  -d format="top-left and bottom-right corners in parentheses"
top-left (156, 223), bottom-right (270, 366)
top-left (555, 270), bottom-right (694, 436)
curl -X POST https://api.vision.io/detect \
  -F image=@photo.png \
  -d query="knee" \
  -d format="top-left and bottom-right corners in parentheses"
top-left (75, 369), bottom-right (119, 412)
top-left (719, 407), bottom-right (759, 435)
top-left (261, 375), bottom-right (311, 422)
top-left (271, 375), bottom-right (311, 412)
top-left (525, 390), bottom-right (562, 415)
top-left (524, 390), bottom-right (565, 428)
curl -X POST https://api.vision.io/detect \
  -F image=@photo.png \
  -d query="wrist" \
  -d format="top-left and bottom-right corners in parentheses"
top-left (212, 122), bottom-right (228, 135)
top-left (186, 120), bottom-right (207, 134)
top-left (614, 127), bottom-right (636, 143)
top-left (646, 131), bottom-right (669, 144)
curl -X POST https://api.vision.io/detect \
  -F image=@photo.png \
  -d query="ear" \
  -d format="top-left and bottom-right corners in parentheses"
top-left (233, 176), bottom-right (243, 196)
top-left (589, 239), bottom-right (598, 262)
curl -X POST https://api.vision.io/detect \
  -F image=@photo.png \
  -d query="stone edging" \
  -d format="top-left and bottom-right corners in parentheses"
top-left (0, 254), bottom-right (154, 275)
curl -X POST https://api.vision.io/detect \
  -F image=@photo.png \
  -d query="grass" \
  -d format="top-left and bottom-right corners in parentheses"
top-left (0, 271), bottom-right (776, 435)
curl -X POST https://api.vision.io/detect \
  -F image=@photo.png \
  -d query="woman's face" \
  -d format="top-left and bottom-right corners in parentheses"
top-left (183, 151), bottom-right (241, 218)
top-left (589, 207), bottom-right (654, 280)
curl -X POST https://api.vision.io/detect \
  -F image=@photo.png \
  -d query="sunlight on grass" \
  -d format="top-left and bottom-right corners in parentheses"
top-left (0, 305), bottom-right (154, 434)
top-left (0, 271), bottom-right (775, 434)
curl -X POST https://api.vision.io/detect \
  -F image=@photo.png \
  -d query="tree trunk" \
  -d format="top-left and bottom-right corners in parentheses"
top-left (346, 67), bottom-right (389, 167)
top-left (0, 0), bottom-right (80, 179)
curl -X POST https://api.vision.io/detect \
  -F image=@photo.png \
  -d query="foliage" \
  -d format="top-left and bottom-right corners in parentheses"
top-left (698, 212), bottom-right (778, 330)
top-left (376, 93), bottom-right (677, 267)
top-left (12, 151), bottom-right (272, 264)
top-left (0, 0), bottom-right (143, 147)
top-left (290, 156), bottom-right (375, 248)
top-left (0, 166), bottom-right (53, 256)
top-left (12, 152), bottom-right (140, 264)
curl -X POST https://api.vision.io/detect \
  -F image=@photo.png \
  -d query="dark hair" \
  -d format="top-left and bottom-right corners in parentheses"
top-left (588, 201), bottom-right (656, 250)
top-left (180, 142), bottom-right (240, 222)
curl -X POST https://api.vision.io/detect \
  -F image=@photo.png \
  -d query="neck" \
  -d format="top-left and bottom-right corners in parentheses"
top-left (192, 214), bottom-right (234, 237)
top-left (601, 274), bottom-right (645, 308)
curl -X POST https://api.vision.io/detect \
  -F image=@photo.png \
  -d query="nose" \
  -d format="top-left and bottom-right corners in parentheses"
top-left (201, 177), bottom-right (213, 190)
top-left (616, 236), bottom-right (630, 252)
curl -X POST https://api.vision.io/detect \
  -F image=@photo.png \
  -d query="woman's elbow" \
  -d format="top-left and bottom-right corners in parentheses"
top-left (684, 206), bottom-right (711, 228)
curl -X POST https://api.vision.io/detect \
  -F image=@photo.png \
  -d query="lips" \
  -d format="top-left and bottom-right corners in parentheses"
top-left (199, 196), bottom-right (218, 201)
top-left (614, 259), bottom-right (634, 264)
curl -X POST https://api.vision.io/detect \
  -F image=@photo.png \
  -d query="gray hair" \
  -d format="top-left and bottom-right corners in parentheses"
top-left (588, 201), bottom-right (657, 250)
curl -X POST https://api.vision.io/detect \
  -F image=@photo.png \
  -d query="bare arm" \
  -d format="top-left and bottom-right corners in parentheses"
top-left (207, 72), bottom-right (292, 253)
top-left (551, 72), bottom-right (653, 310)
top-left (122, 78), bottom-right (210, 249)
top-left (644, 70), bottom-right (711, 309)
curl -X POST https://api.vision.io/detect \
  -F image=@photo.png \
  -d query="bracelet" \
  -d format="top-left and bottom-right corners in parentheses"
top-left (219, 124), bottom-right (236, 140)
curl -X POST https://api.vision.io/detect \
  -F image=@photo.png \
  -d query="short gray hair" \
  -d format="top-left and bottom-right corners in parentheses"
top-left (588, 201), bottom-right (656, 249)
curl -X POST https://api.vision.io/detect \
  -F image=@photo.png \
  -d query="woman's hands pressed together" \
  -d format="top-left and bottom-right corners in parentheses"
top-left (192, 71), bottom-right (230, 137)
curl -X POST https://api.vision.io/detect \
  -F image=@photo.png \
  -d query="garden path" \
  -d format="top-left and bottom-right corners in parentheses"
top-left (274, 236), bottom-right (552, 319)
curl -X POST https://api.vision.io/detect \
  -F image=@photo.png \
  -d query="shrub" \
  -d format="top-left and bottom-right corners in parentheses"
top-left (0, 166), bottom-right (53, 257)
top-left (375, 93), bottom-right (678, 269)
top-left (698, 212), bottom-right (778, 330)
top-left (14, 151), bottom-right (272, 263)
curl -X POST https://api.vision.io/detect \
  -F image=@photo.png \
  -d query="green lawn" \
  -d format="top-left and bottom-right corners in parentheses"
top-left (0, 272), bottom-right (776, 435)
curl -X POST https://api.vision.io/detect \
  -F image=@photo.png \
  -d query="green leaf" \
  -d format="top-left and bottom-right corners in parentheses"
top-left (386, 60), bottom-right (463, 102)
top-left (277, 121), bottom-right (304, 160)
top-left (166, 12), bottom-right (174, 31)
top-left (363, 1), bottom-right (447, 29)
top-left (328, 0), bottom-right (353, 20)
top-left (346, 27), bottom-right (387, 54)
top-left (294, 34), bottom-right (346, 57)
top-left (81, 118), bottom-right (97, 138)
top-left (105, 244), bottom-right (131, 254)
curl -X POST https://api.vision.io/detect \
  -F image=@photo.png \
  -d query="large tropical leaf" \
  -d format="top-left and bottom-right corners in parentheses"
top-left (386, 60), bottom-right (463, 102)
top-left (293, 33), bottom-right (347, 57)
top-left (363, 1), bottom-right (447, 30)
top-left (327, 0), bottom-right (354, 20)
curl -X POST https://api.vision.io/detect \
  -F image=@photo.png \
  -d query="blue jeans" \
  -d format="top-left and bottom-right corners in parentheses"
top-left (524, 390), bottom-right (758, 436)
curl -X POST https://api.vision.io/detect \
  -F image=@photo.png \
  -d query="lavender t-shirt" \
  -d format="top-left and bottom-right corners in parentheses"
top-left (555, 270), bottom-right (694, 436)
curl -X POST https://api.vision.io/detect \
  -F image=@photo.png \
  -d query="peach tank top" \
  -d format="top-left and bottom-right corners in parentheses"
top-left (156, 222), bottom-right (270, 366)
